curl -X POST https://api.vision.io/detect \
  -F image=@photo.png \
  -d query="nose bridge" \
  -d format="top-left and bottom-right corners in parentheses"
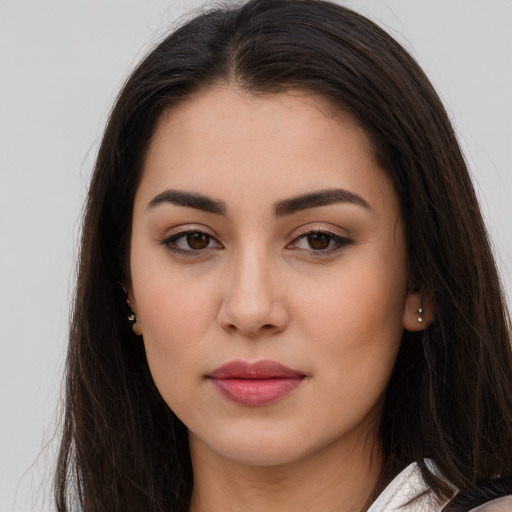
top-left (230, 243), bottom-right (274, 318)
top-left (219, 241), bottom-right (287, 336)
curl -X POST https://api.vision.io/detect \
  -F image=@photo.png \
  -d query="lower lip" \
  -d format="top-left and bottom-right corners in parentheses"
top-left (210, 377), bottom-right (304, 406)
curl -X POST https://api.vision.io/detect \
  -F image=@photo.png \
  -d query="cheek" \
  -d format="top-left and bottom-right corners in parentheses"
top-left (132, 263), bottom-right (229, 416)
top-left (143, 288), bottom-right (212, 342)
top-left (137, 291), bottom-right (205, 417)
top-left (137, 275), bottom-right (217, 357)
top-left (132, 240), bottom-right (220, 338)
top-left (294, 248), bottom-right (407, 386)
top-left (296, 262), bottom-right (406, 340)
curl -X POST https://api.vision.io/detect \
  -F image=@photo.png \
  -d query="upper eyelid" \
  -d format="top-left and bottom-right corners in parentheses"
top-left (290, 231), bottom-right (350, 246)
top-left (161, 226), bottom-right (222, 247)
top-left (292, 223), bottom-right (349, 238)
top-left (160, 224), bottom-right (350, 245)
top-left (162, 224), bottom-right (218, 238)
top-left (161, 231), bottom-right (223, 256)
top-left (288, 225), bottom-right (354, 250)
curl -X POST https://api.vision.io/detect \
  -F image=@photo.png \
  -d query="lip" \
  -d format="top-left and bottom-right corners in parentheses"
top-left (208, 360), bottom-right (306, 406)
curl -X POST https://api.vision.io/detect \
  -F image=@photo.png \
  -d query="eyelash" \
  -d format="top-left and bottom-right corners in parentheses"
top-left (161, 229), bottom-right (222, 256)
top-left (288, 230), bottom-right (353, 256)
top-left (161, 228), bottom-right (353, 257)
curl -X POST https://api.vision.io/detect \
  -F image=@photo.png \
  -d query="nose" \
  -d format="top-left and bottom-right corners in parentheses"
top-left (217, 248), bottom-right (289, 337)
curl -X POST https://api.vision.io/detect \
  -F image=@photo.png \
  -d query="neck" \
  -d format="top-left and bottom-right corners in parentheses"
top-left (188, 430), bottom-right (383, 512)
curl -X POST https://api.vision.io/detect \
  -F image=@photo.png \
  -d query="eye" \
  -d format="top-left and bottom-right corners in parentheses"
top-left (183, 232), bottom-right (211, 250)
top-left (289, 230), bottom-right (352, 254)
top-left (303, 232), bottom-right (333, 250)
top-left (162, 229), bottom-right (222, 255)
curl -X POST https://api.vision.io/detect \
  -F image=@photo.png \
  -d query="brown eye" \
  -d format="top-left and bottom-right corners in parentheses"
top-left (289, 230), bottom-right (352, 255)
top-left (162, 229), bottom-right (222, 254)
top-left (307, 232), bottom-right (331, 250)
top-left (186, 232), bottom-right (210, 249)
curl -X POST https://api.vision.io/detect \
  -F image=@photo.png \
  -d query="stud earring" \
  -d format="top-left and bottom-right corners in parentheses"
top-left (127, 313), bottom-right (142, 336)
top-left (122, 287), bottom-right (142, 335)
top-left (417, 307), bottom-right (424, 323)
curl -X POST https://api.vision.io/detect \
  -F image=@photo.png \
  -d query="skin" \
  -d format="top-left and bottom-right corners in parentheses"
top-left (127, 85), bottom-right (429, 512)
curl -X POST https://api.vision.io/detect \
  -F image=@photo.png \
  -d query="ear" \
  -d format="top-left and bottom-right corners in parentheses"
top-left (403, 284), bottom-right (434, 332)
top-left (122, 281), bottom-right (138, 315)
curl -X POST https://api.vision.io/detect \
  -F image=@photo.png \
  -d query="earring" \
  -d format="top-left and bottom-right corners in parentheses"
top-left (123, 288), bottom-right (142, 335)
top-left (417, 307), bottom-right (424, 323)
top-left (127, 313), bottom-right (142, 336)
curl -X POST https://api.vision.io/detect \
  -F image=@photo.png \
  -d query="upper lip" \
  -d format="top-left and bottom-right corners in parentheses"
top-left (208, 359), bottom-right (305, 379)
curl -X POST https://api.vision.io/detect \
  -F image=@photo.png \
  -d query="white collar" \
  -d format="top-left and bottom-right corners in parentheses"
top-left (368, 461), bottom-right (451, 511)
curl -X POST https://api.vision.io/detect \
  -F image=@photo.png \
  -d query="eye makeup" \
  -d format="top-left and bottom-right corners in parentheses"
top-left (287, 229), bottom-right (354, 256)
top-left (160, 224), bottom-right (354, 259)
top-left (160, 225), bottom-right (223, 257)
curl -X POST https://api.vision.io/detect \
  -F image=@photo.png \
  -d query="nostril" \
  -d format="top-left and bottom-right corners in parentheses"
top-left (217, 290), bottom-right (290, 337)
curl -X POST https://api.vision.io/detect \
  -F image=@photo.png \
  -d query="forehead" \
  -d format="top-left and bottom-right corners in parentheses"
top-left (139, 85), bottom-right (398, 216)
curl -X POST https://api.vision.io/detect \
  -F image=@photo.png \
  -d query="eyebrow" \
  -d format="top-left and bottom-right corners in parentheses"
top-left (273, 188), bottom-right (371, 216)
top-left (147, 190), bottom-right (227, 215)
top-left (146, 187), bottom-right (370, 217)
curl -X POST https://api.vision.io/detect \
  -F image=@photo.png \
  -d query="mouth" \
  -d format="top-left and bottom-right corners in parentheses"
top-left (208, 360), bottom-right (306, 406)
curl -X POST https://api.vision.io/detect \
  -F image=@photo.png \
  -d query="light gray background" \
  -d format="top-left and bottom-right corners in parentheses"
top-left (1, 1), bottom-right (511, 510)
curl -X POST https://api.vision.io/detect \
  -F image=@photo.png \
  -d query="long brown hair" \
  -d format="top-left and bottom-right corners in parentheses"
top-left (55, 1), bottom-right (512, 510)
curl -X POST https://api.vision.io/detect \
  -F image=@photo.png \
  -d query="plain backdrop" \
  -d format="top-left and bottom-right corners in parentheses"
top-left (1, 1), bottom-right (511, 510)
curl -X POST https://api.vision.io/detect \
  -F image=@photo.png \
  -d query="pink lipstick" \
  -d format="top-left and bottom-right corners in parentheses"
top-left (208, 360), bottom-right (305, 406)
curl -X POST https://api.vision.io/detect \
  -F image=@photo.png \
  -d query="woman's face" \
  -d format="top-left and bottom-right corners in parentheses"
top-left (128, 86), bottom-right (422, 467)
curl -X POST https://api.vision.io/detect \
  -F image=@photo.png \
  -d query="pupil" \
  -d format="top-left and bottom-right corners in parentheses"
top-left (187, 233), bottom-right (209, 249)
top-left (308, 233), bottom-right (330, 250)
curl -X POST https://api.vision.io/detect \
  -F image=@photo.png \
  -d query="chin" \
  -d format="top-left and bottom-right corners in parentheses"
top-left (190, 424), bottom-right (318, 467)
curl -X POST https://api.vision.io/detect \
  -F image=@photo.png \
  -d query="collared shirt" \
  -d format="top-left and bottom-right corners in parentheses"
top-left (369, 462), bottom-right (448, 511)
top-left (369, 463), bottom-right (512, 512)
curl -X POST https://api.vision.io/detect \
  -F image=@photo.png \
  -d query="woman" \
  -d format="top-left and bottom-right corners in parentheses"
top-left (55, 1), bottom-right (512, 510)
